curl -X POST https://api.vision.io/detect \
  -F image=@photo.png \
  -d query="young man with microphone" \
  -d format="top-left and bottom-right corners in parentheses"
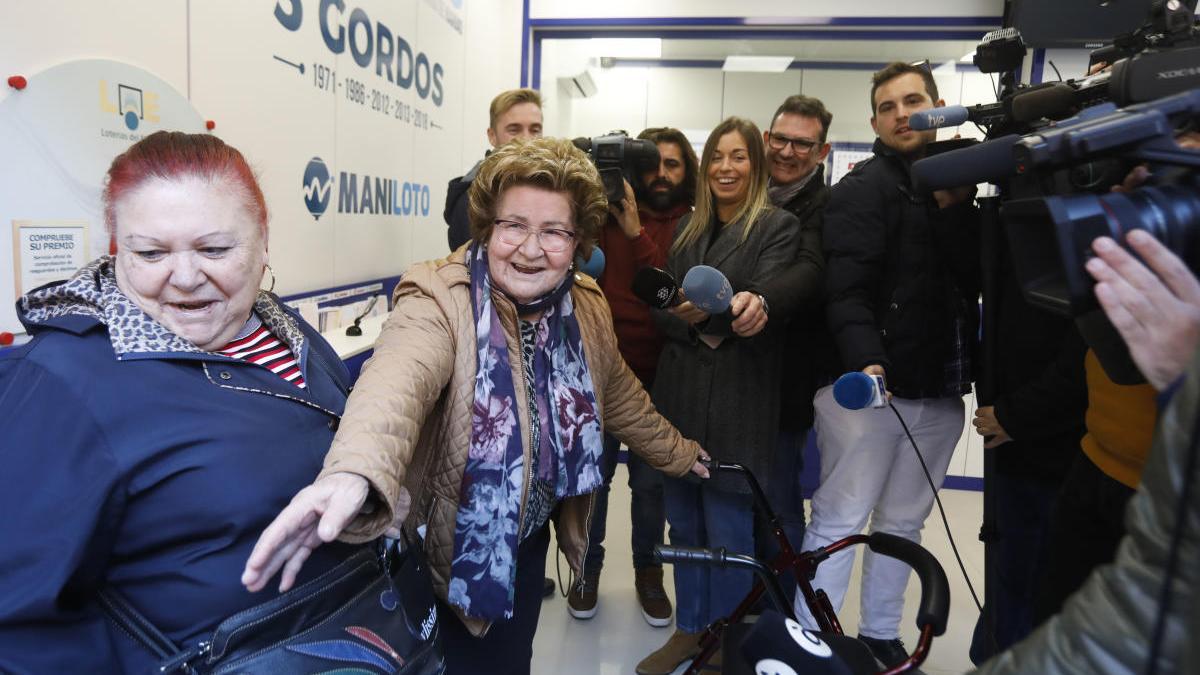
top-left (567, 127), bottom-right (699, 628)
top-left (798, 62), bottom-right (980, 667)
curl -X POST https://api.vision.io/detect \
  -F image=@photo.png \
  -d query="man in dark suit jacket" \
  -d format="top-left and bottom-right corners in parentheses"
top-left (797, 62), bottom-right (980, 668)
top-left (754, 95), bottom-right (831, 605)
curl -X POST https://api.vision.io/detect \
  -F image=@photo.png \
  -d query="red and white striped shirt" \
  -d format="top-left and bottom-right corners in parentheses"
top-left (217, 324), bottom-right (306, 389)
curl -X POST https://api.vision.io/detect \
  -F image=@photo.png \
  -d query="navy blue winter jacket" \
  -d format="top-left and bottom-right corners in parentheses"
top-left (0, 258), bottom-right (362, 673)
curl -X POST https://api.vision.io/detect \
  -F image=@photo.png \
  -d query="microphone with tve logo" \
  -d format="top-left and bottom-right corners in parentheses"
top-left (832, 371), bottom-right (888, 410)
top-left (908, 104), bottom-right (971, 131)
top-left (631, 266), bottom-right (681, 309)
top-left (681, 265), bottom-right (734, 314)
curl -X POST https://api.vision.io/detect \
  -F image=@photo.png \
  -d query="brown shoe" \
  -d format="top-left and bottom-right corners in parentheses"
top-left (634, 566), bottom-right (673, 627)
top-left (567, 571), bottom-right (600, 619)
top-left (636, 629), bottom-right (702, 675)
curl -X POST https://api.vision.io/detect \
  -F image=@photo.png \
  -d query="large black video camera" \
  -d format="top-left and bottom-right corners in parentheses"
top-left (915, 2), bottom-right (1200, 137)
top-left (912, 2), bottom-right (1200, 317)
top-left (571, 132), bottom-right (659, 205)
top-left (1003, 91), bottom-right (1200, 316)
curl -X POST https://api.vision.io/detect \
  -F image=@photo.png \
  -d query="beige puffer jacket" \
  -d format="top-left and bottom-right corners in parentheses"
top-left (319, 247), bottom-right (701, 636)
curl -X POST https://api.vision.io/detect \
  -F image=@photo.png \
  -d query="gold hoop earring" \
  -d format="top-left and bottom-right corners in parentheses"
top-left (262, 264), bottom-right (276, 293)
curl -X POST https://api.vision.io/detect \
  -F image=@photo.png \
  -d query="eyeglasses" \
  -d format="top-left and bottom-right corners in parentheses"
top-left (493, 220), bottom-right (576, 253)
top-left (766, 133), bottom-right (819, 154)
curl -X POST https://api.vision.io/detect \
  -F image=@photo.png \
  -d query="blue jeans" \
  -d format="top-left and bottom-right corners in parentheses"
top-left (755, 429), bottom-right (809, 608)
top-left (664, 477), bottom-right (755, 633)
top-left (584, 434), bottom-right (666, 574)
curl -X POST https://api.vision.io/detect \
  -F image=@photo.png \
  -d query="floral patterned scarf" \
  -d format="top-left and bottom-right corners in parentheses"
top-left (448, 244), bottom-right (604, 620)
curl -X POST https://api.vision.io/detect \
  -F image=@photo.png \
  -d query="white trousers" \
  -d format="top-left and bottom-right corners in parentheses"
top-left (795, 384), bottom-right (964, 638)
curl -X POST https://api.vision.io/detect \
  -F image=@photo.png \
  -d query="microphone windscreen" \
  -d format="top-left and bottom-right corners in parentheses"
top-left (682, 265), bottom-right (733, 314)
top-left (631, 266), bottom-right (679, 309)
top-left (1010, 82), bottom-right (1078, 123)
top-left (911, 133), bottom-right (1021, 191)
top-left (908, 105), bottom-right (970, 131)
top-left (832, 372), bottom-right (883, 410)
top-left (738, 610), bottom-right (867, 675)
top-left (577, 246), bottom-right (605, 279)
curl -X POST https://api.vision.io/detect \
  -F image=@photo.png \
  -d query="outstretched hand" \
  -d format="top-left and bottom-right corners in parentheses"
top-left (242, 472), bottom-right (371, 593)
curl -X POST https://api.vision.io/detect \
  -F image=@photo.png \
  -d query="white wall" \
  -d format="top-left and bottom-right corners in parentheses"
top-left (0, 0), bottom-right (522, 333)
top-left (555, 63), bottom-right (997, 146)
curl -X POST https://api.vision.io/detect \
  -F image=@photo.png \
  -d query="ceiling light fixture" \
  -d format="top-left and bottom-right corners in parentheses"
top-left (722, 55), bottom-right (794, 72)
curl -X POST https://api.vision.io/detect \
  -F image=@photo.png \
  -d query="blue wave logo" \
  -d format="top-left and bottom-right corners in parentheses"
top-left (303, 157), bottom-right (333, 220)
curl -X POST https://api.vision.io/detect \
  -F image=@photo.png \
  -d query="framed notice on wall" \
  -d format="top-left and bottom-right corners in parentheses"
top-left (12, 220), bottom-right (89, 298)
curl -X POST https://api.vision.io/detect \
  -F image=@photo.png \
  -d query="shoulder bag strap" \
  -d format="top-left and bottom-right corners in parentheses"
top-left (97, 587), bottom-right (207, 673)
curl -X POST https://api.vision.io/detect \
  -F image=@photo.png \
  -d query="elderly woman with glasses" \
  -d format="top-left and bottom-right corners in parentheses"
top-left (242, 137), bottom-right (710, 675)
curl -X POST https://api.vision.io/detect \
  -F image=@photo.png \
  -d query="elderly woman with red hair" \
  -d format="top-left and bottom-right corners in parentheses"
top-left (0, 131), bottom-right (366, 673)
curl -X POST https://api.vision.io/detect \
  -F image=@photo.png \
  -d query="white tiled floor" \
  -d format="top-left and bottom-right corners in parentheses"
top-left (533, 465), bottom-right (984, 674)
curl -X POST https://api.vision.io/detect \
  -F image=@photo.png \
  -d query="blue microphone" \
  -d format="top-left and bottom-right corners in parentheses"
top-left (681, 265), bottom-right (733, 314)
top-left (832, 372), bottom-right (888, 410)
top-left (908, 104), bottom-right (970, 131)
top-left (576, 246), bottom-right (605, 279)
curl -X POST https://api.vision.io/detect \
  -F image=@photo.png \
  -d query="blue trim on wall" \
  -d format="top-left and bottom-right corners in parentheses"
top-left (607, 57), bottom-right (982, 73)
top-left (520, 0), bottom-right (531, 87)
top-left (532, 35), bottom-right (544, 90)
top-left (943, 475), bottom-right (984, 492)
top-left (528, 16), bottom-right (1002, 28)
top-left (1030, 48), bottom-right (1046, 85)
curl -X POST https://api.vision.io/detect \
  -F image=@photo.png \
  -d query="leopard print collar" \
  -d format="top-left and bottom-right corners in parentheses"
top-left (20, 256), bottom-right (306, 359)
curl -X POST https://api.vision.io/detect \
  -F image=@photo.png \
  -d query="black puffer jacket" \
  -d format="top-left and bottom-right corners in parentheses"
top-left (823, 138), bottom-right (980, 399)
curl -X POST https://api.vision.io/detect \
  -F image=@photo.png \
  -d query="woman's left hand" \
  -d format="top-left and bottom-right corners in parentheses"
top-left (690, 448), bottom-right (711, 479)
top-left (730, 292), bottom-right (767, 337)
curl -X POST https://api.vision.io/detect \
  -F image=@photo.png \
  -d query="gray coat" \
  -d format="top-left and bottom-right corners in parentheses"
top-left (651, 207), bottom-right (802, 493)
top-left (972, 345), bottom-right (1200, 674)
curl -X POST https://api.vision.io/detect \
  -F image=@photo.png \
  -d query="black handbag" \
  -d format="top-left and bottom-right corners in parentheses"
top-left (99, 537), bottom-right (444, 674)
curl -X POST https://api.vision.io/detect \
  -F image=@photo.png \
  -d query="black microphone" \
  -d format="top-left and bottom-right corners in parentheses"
top-left (631, 266), bottom-right (681, 309)
top-left (911, 133), bottom-right (1022, 191)
top-left (1008, 81), bottom-right (1084, 123)
top-left (738, 610), bottom-right (878, 675)
top-left (344, 296), bottom-right (380, 336)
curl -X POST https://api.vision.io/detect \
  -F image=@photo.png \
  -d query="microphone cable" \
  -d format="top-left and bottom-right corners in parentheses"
top-left (886, 400), bottom-right (999, 655)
